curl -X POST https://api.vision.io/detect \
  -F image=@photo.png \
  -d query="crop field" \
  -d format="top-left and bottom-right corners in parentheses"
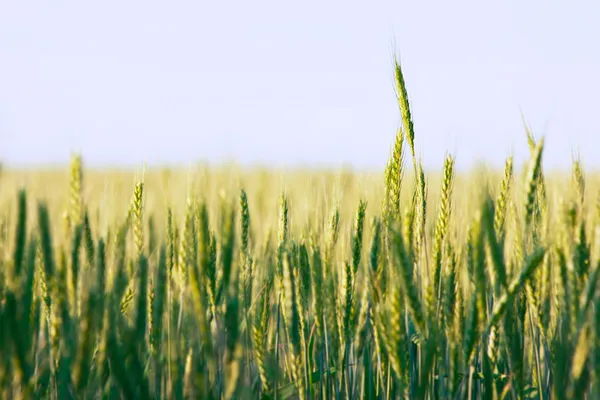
top-left (1, 61), bottom-right (600, 399)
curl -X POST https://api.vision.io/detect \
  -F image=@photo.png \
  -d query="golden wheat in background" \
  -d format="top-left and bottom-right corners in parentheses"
top-left (1, 59), bottom-right (599, 399)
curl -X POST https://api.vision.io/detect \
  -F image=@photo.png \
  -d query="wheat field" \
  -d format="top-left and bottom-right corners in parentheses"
top-left (1, 60), bottom-right (599, 400)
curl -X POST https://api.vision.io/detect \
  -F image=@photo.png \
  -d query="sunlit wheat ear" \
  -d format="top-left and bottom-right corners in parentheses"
top-left (522, 114), bottom-right (536, 153)
top-left (369, 217), bottom-right (382, 285)
top-left (383, 127), bottom-right (404, 220)
top-left (239, 189), bottom-right (253, 308)
top-left (351, 199), bottom-right (367, 278)
top-left (523, 137), bottom-right (545, 233)
top-left (117, 181), bottom-right (144, 316)
top-left (252, 286), bottom-right (270, 392)
top-left (341, 259), bottom-right (354, 347)
top-left (239, 189), bottom-right (250, 257)
top-left (276, 193), bottom-right (289, 282)
top-left (131, 180), bottom-right (144, 258)
top-left (494, 156), bottom-right (513, 238)
top-left (432, 154), bottom-right (455, 306)
top-left (252, 320), bottom-right (269, 392)
top-left (393, 56), bottom-right (416, 165)
top-left (414, 160), bottom-right (427, 259)
top-left (325, 205), bottom-right (340, 267)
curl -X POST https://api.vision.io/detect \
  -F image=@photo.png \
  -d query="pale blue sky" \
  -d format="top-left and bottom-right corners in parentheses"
top-left (1, 1), bottom-right (599, 171)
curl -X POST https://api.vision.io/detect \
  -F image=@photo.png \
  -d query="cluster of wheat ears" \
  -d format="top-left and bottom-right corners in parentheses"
top-left (1, 59), bottom-right (599, 400)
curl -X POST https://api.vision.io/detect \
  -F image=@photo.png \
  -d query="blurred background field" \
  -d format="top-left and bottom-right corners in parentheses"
top-left (1, 161), bottom-right (597, 253)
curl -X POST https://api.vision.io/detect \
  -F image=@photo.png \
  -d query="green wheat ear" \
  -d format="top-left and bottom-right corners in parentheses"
top-left (239, 189), bottom-right (253, 309)
top-left (325, 205), bottom-right (340, 266)
top-left (394, 56), bottom-right (416, 165)
top-left (414, 160), bottom-right (427, 260)
top-left (276, 193), bottom-right (289, 298)
top-left (495, 156), bottom-right (513, 238)
top-left (131, 181), bottom-right (144, 258)
top-left (383, 127), bottom-right (404, 220)
top-left (523, 137), bottom-right (545, 233)
top-left (239, 189), bottom-right (251, 257)
top-left (432, 154), bottom-right (455, 306)
top-left (351, 199), bottom-right (367, 277)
